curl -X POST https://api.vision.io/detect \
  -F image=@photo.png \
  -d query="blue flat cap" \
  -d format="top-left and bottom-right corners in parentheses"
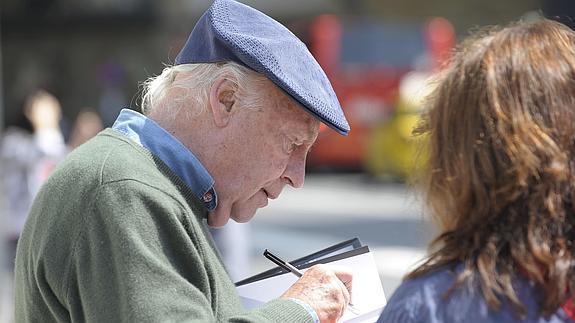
top-left (175, 0), bottom-right (350, 135)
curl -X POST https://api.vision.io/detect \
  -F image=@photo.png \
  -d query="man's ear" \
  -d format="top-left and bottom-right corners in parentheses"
top-left (209, 77), bottom-right (238, 128)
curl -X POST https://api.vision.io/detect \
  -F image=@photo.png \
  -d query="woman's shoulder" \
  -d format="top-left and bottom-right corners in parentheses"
top-left (377, 264), bottom-right (459, 322)
top-left (377, 263), bottom-right (572, 323)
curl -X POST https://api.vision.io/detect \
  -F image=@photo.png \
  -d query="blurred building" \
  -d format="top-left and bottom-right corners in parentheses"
top-left (0, 0), bottom-right (554, 131)
top-left (2, 0), bottom-right (158, 126)
top-left (0, 0), bottom-right (565, 180)
top-left (0, 0), bottom-right (338, 129)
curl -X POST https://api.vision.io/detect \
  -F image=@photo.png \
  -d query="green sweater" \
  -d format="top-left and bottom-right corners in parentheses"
top-left (14, 129), bottom-right (312, 323)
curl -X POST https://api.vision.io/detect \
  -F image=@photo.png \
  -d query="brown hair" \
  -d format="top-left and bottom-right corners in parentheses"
top-left (411, 18), bottom-right (575, 317)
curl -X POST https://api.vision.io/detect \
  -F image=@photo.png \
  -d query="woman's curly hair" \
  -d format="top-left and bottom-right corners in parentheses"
top-left (410, 18), bottom-right (575, 318)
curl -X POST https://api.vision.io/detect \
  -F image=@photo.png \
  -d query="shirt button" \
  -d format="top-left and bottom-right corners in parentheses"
top-left (203, 192), bottom-right (213, 203)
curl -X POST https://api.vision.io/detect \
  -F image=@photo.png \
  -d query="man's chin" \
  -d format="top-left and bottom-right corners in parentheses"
top-left (208, 202), bottom-right (259, 227)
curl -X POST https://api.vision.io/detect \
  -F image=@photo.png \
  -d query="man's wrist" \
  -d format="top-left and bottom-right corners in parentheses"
top-left (287, 298), bottom-right (320, 323)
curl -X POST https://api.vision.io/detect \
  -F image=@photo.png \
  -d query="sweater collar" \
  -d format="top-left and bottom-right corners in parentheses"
top-left (112, 108), bottom-right (217, 211)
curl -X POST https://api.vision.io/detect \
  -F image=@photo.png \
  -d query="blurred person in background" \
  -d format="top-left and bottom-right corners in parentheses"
top-left (14, 1), bottom-right (354, 322)
top-left (67, 108), bottom-right (104, 150)
top-left (378, 18), bottom-right (575, 322)
top-left (0, 90), bottom-right (66, 272)
top-left (0, 90), bottom-right (66, 323)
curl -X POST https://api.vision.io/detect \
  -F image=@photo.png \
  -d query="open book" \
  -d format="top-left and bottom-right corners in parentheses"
top-left (236, 238), bottom-right (386, 322)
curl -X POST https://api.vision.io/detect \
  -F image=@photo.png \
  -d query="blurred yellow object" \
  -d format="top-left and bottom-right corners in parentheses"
top-left (364, 71), bottom-right (431, 180)
top-left (365, 112), bottom-right (427, 180)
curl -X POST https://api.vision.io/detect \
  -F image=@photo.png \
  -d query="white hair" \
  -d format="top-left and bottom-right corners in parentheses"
top-left (140, 62), bottom-right (267, 120)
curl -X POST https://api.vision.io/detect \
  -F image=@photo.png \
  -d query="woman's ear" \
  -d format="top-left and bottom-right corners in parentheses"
top-left (209, 77), bottom-right (238, 128)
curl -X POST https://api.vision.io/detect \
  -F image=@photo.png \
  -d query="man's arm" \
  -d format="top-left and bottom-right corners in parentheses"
top-left (62, 180), bottom-right (337, 322)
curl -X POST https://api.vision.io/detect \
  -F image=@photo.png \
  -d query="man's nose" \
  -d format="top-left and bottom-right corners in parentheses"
top-left (282, 152), bottom-right (306, 188)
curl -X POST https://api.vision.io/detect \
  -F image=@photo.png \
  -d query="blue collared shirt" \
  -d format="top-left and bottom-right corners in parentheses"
top-left (112, 108), bottom-right (217, 210)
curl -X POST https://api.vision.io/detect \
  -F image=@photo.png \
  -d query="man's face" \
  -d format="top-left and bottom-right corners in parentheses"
top-left (208, 80), bottom-right (320, 226)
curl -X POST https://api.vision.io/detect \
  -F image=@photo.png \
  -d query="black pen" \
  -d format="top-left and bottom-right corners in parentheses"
top-left (263, 249), bottom-right (303, 277)
top-left (263, 249), bottom-right (360, 315)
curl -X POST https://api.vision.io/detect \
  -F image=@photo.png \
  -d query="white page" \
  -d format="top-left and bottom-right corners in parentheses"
top-left (237, 251), bottom-right (386, 322)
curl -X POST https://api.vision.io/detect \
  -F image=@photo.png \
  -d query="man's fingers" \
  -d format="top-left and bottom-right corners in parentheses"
top-left (331, 266), bottom-right (353, 302)
top-left (336, 278), bottom-right (351, 311)
top-left (342, 279), bottom-right (352, 293)
top-left (281, 264), bottom-right (354, 322)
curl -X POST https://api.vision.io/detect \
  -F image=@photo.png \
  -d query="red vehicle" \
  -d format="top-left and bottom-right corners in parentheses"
top-left (306, 15), bottom-right (455, 172)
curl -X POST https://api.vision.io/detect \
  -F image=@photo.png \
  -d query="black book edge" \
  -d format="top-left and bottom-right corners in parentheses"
top-left (235, 238), bottom-right (367, 287)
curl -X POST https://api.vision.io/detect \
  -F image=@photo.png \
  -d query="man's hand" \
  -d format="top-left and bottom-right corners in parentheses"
top-left (281, 264), bottom-right (353, 323)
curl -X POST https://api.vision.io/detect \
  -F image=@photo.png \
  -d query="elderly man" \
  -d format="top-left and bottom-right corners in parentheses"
top-left (14, 0), bottom-right (352, 322)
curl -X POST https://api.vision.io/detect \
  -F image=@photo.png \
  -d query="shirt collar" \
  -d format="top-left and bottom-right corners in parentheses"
top-left (112, 108), bottom-right (217, 210)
